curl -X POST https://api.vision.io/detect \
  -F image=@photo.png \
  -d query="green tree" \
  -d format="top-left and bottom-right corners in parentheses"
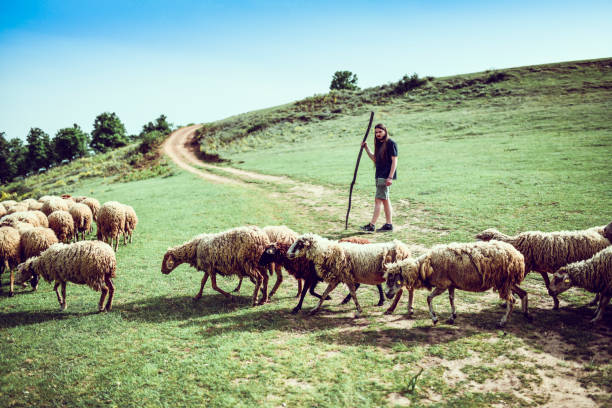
top-left (330, 70), bottom-right (359, 91)
top-left (53, 124), bottom-right (90, 162)
top-left (90, 112), bottom-right (128, 153)
top-left (140, 114), bottom-right (172, 137)
top-left (0, 132), bottom-right (11, 183)
top-left (25, 127), bottom-right (53, 172)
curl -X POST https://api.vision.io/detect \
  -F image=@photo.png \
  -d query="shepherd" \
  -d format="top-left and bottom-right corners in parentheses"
top-left (360, 123), bottom-right (398, 232)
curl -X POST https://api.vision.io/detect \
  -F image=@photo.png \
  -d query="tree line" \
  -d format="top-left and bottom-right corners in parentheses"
top-left (0, 113), bottom-right (171, 184)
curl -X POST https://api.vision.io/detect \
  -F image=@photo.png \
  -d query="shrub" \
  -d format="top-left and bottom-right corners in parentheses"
top-left (485, 71), bottom-right (510, 84)
top-left (330, 71), bottom-right (359, 91)
top-left (392, 73), bottom-right (427, 95)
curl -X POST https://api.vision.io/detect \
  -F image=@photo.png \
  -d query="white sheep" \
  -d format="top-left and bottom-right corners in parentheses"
top-left (48, 210), bottom-right (75, 243)
top-left (96, 201), bottom-right (126, 251)
top-left (0, 204), bottom-right (6, 219)
top-left (476, 225), bottom-right (611, 309)
top-left (286, 233), bottom-right (411, 317)
top-left (69, 203), bottom-right (93, 241)
top-left (0, 211), bottom-right (43, 228)
top-left (18, 227), bottom-right (59, 291)
top-left (41, 196), bottom-right (70, 216)
top-left (82, 197), bottom-right (101, 223)
top-left (384, 240), bottom-right (528, 328)
top-left (162, 226), bottom-right (271, 306)
top-left (122, 204), bottom-right (138, 244)
top-left (0, 226), bottom-right (22, 296)
top-left (549, 247), bottom-right (612, 323)
top-left (15, 241), bottom-right (117, 312)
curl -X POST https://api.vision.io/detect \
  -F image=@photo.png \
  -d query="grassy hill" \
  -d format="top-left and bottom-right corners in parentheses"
top-left (1, 58), bottom-right (611, 407)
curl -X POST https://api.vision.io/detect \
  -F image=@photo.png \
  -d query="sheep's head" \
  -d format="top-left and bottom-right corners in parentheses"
top-left (15, 260), bottom-right (35, 288)
top-left (475, 228), bottom-right (502, 241)
top-left (161, 252), bottom-right (177, 274)
top-left (287, 234), bottom-right (317, 260)
top-left (383, 259), bottom-right (418, 299)
top-left (549, 269), bottom-right (572, 295)
top-left (259, 244), bottom-right (279, 267)
top-left (604, 221), bottom-right (612, 242)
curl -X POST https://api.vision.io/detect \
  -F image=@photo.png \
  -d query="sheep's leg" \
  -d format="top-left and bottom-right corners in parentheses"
top-left (591, 294), bottom-right (610, 323)
top-left (98, 284), bottom-right (108, 312)
top-left (113, 237), bottom-right (119, 252)
top-left (498, 294), bottom-right (514, 328)
top-left (346, 282), bottom-right (363, 318)
top-left (407, 288), bottom-right (415, 316)
top-left (194, 272), bottom-right (209, 301)
top-left (296, 278), bottom-right (303, 298)
top-left (376, 284), bottom-right (385, 306)
top-left (233, 276), bottom-right (243, 293)
top-left (104, 276), bottom-right (115, 312)
top-left (258, 271), bottom-right (269, 305)
top-left (447, 288), bottom-right (457, 324)
top-left (384, 288), bottom-right (403, 315)
top-left (268, 264), bottom-right (283, 299)
top-left (291, 277), bottom-right (312, 314)
top-left (251, 274), bottom-right (262, 306)
top-left (9, 268), bottom-right (14, 297)
top-left (539, 271), bottom-right (559, 310)
top-left (60, 282), bottom-right (67, 310)
top-left (511, 284), bottom-right (531, 321)
top-left (308, 278), bottom-right (330, 300)
top-left (340, 283), bottom-right (359, 305)
top-left (54, 281), bottom-right (62, 307)
top-left (587, 293), bottom-right (600, 307)
top-left (427, 287), bottom-right (446, 325)
top-left (309, 281), bottom-right (339, 316)
top-left (210, 272), bottom-right (231, 298)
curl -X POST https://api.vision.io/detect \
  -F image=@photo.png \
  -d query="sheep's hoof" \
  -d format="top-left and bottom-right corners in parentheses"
top-left (407, 310), bottom-right (414, 317)
top-left (308, 309), bottom-right (320, 316)
top-left (192, 295), bottom-right (202, 302)
top-left (376, 300), bottom-right (385, 307)
top-left (384, 309), bottom-right (393, 315)
top-left (105, 306), bottom-right (112, 312)
top-left (447, 315), bottom-right (456, 324)
top-left (354, 312), bottom-right (361, 319)
top-left (290, 308), bottom-right (300, 315)
top-left (8, 291), bottom-right (14, 297)
top-left (552, 305), bottom-right (559, 311)
top-left (432, 318), bottom-right (438, 326)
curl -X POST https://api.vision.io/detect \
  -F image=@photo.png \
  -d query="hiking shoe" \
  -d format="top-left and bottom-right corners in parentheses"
top-left (360, 223), bottom-right (375, 232)
top-left (376, 223), bottom-right (394, 232)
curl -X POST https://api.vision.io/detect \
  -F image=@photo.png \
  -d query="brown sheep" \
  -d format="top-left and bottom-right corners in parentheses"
top-left (0, 226), bottom-right (22, 296)
top-left (48, 210), bottom-right (75, 243)
top-left (69, 203), bottom-right (93, 241)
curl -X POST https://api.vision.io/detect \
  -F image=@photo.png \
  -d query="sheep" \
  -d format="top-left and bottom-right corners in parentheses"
top-left (0, 226), bottom-right (22, 296)
top-left (0, 204), bottom-right (6, 218)
top-left (82, 197), bottom-right (101, 222)
top-left (21, 198), bottom-right (42, 211)
top-left (0, 200), bottom-right (18, 208)
top-left (259, 242), bottom-right (331, 314)
top-left (162, 226), bottom-right (271, 306)
top-left (96, 201), bottom-right (125, 251)
top-left (286, 233), bottom-right (411, 317)
top-left (122, 204), bottom-right (138, 244)
top-left (73, 196), bottom-right (88, 203)
top-left (0, 211), bottom-right (43, 228)
top-left (30, 210), bottom-right (49, 228)
top-left (48, 210), bottom-right (75, 243)
top-left (384, 240), bottom-right (528, 328)
top-left (41, 197), bottom-right (70, 216)
top-left (6, 203), bottom-right (28, 214)
top-left (549, 247), bottom-right (612, 323)
top-left (69, 203), bottom-right (93, 241)
top-left (19, 227), bottom-right (59, 290)
top-left (15, 241), bottom-right (117, 312)
top-left (476, 225), bottom-right (611, 309)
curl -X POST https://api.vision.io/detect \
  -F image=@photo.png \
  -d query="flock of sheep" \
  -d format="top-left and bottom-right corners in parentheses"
top-left (0, 195), bottom-right (136, 311)
top-left (2, 195), bottom-right (611, 328)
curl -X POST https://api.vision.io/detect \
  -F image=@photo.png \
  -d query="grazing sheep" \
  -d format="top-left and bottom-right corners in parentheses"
top-left (476, 225), bottom-right (611, 309)
top-left (29, 210), bottom-right (49, 228)
top-left (82, 198), bottom-right (101, 222)
top-left (41, 197), bottom-right (70, 216)
top-left (19, 227), bottom-right (59, 290)
top-left (15, 241), bottom-right (117, 312)
top-left (96, 201), bottom-right (126, 251)
top-left (162, 226), bottom-right (271, 306)
top-left (122, 204), bottom-right (138, 244)
top-left (6, 203), bottom-right (28, 214)
top-left (0, 200), bottom-right (18, 208)
top-left (0, 226), bottom-right (22, 296)
top-left (21, 198), bottom-right (42, 211)
top-left (0, 204), bottom-right (6, 219)
top-left (287, 234), bottom-right (411, 317)
top-left (73, 196), bottom-right (87, 203)
top-left (259, 242), bottom-right (330, 314)
top-left (69, 203), bottom-right (93, 241)
top-left (384, 240), bottom-right (528, 328)
top-left (0, 211), bottom-right (43, 228)
top-left (48, 210), bottom-right (75, 243)
top-left (549, 247), bottom-right (612, 323)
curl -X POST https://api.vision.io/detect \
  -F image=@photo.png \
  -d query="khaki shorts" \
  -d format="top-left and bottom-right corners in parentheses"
top-left (375, 178), bottom-right (390, 200)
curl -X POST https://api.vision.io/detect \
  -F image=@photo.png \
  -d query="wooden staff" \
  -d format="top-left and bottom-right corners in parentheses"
top-left (345, 111), bottom-right (374, 230)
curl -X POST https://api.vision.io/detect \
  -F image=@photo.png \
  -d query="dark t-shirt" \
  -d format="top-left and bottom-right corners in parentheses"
top-left (375, 138), bottom-right (398, 179)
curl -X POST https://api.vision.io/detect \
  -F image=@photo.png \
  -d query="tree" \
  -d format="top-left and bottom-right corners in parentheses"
top-left (90, 112), bottom-right (128, 153)
top-left (330, 70), bottom-right (359, 91)
top-left (25, 127), bottom-right (53, 172)
top-left (53, 124), bottom-right (90, 163)
top-left (0, 132), bottom-right (11, 183)
top-left (141, 114), bottom-right (171, 136)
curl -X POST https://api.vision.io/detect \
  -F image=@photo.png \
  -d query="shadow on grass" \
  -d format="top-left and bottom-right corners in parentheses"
top-left (0, 309), bottom-right (100, 329)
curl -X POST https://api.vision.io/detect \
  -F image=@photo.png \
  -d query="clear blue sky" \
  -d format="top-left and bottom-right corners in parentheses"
top-left (1, 0), bottom-right (611, 140)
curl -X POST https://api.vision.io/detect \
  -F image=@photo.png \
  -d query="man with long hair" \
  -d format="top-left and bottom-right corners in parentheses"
top-left (360, 123), bottom-right (398, 232)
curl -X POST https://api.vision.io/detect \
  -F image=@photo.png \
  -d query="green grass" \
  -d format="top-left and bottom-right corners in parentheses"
top-left (1, 58), bottom-right (611, 407)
